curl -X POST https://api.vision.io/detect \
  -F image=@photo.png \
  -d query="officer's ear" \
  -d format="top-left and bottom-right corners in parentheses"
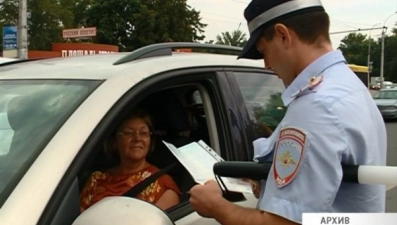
top-left (274, 23), bottom-right (292, 49)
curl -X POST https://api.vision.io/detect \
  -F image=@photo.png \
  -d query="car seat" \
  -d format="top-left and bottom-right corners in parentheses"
top-left (0, 94), bottom-right (57, 191)
top-left (140, 90), bottom-right (198, 202)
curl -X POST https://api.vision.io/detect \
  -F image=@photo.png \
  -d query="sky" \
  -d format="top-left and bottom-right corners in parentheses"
top-left (188, 0), bottom-right (397, 49)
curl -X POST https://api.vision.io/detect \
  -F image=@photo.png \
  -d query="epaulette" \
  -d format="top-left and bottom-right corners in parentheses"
top-left (291, 74), bottom-right (324, 99)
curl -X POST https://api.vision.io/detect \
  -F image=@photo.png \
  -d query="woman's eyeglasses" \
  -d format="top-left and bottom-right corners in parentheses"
top-left (118, 130), bottom-right (152, 139)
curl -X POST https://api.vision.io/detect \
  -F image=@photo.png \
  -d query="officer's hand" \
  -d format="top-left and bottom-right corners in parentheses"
top-left (189, 180), bottom-right (224, 218)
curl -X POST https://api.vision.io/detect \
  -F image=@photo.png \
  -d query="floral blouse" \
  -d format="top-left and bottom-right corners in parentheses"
top-left (80, 164), bottom-right (181, 212)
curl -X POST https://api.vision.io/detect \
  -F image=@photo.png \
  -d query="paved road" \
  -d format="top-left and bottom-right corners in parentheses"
top-left (386, 121), bottom-right (397, 212)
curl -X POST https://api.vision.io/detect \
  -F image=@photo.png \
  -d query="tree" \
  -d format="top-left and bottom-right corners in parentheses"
top-left (338, 33), bottom-right (369, 65)
top-left (0, 0), bottom-right (19, 51)
top-left (142, 0), bottom-right (206, 43)
top-left (194, 30), bottom-right (247, 55)
top-left (383, 25), bottom-right (397, 82)
top-left (337, 25), bottom-right (397, 83)
top-left (0, 0), bottom-right (206, 52)
top-left (215, 29), bottom-right (247, 47)
top-left (84, 0), bottom-right (144, 50)
top-left (85, 0), bottom-right (207, 51)
top-left (68, 0), bottom-right (95, 28)
top-left (28, 0), bottom-right (74, 50)
top-left (0, 0), bottom-right (74, 51)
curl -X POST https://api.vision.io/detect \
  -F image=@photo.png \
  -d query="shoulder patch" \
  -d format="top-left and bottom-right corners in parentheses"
top-left (273, 127), bottom-right (307, 188)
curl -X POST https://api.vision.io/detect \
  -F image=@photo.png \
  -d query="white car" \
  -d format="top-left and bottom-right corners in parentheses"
top-left (0, 42), bottom-right (395, 225)
top-left (0, 43), bottom-right (284, 225)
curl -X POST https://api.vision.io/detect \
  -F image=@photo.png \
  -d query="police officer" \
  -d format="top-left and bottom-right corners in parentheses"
top-left (189, 0), bottom-right (387, 224)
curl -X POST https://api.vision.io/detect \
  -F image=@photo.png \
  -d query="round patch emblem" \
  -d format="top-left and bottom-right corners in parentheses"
top-left (273, 127), bottom-right (306, 188)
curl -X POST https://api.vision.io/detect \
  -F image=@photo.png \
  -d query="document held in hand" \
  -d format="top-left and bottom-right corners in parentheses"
top-left (162, 140), bottom-right (253, 194)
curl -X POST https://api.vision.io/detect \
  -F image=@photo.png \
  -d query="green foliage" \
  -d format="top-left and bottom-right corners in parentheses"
top-left (68, 0), bottom-right (95, 27)
top-left (338, 33), bottom-right (369, 65)
top-left (215, 29), bottom-right (247, 47)
top-left (28, 0), bottom-right (74, 50)
top-left (84, 0), bottom-right (207, 51)
top-left (0, 0), bottom-right (76, 50)
top-left (195, 29), bottom-right (248, 55)
top-left (143, 0), bottom-right (206, 42)
top-left (0, 0), bottom-right (206, 52)
top-left (84, 0), bottom-right (143, 51)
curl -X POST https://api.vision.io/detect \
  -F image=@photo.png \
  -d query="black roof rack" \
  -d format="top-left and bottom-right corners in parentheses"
top-left (113, 42), bottom-right (243, 65)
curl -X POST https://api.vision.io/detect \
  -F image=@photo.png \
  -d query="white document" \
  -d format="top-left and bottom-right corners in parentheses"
top-left (162, 140), bottom-right (253, 194)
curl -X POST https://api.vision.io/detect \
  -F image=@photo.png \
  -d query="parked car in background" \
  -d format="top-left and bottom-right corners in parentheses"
top-left (383, 81), bottom-right (394, 89)
top-left (373, 87), bottom-right (397, 119)
top-left (370, 83), bottom-right (380, 90)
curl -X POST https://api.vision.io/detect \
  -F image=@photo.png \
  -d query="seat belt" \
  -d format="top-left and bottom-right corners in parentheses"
top-left (122, 162), bottom-right (178, 198)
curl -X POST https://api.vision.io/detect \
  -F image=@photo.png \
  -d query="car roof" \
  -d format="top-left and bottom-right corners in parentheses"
top-left (0, 58), bottom-right (17, 64)
top-left (0, 43), bottom-right (270, 80)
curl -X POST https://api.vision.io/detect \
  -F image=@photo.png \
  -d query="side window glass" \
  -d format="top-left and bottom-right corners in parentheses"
top-left (192, 90), bottom-right (202, 104)
top-left (233, 72), bottom-right (286, 137)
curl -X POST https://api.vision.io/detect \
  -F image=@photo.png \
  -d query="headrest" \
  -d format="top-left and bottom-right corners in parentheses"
top-left (7, 96), bottom-right (26, 130)
top-left (7, 94), bottom-right (51, 131)
top-left (140, 90), bottom-right (191, 134)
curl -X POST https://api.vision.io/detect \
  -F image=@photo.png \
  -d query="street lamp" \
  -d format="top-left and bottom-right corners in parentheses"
top-left (380, 11), bottom-right (397, 89)
top-left (367, 23), bottom-right (380, 88)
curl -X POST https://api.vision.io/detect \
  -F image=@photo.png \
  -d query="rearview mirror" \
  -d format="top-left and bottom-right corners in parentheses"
top-left (72, 196), bottom-right (175, 225)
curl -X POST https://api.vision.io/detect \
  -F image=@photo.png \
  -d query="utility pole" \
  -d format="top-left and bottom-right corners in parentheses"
top-left (380, 26), bottom-right (386, 89)
top-left (18, 0), bottom-right (28, 59)
top-left (380, 12), bottom-right (397, 89)
top-left (367, 23), bottom-right (380, 88)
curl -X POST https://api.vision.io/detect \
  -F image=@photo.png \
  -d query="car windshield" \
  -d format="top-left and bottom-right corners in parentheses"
top-left (0, 79), bottom-right (101, 206)
top-left (373, 90), bottom-right (397, 99)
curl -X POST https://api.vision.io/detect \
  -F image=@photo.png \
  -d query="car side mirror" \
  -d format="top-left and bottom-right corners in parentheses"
top-left (72, 196), bottom-right (175, 225)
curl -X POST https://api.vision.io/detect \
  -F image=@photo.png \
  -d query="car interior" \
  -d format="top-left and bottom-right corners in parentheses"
top-left (77, 84), bottom-right (214, 213)
top-left (1, 93), bottom-right (72, 197)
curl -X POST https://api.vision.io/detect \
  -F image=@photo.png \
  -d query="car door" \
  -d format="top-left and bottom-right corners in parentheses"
top-left (177, 67), bottom-right (286, 224)
top-left (32, 66), bottom-right (259, 225)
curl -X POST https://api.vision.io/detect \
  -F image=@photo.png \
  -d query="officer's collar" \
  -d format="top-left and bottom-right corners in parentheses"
top-left (281, 50), bottom-right (346, 106)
